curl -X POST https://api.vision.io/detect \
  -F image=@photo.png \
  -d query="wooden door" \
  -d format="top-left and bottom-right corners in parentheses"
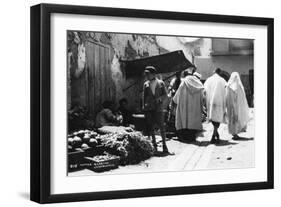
top-left (85, 40), bottom-right (114, 117)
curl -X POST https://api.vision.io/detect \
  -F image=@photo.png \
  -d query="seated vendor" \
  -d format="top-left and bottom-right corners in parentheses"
top-left (118, 98), bottom-right (133, 126)
top-left (95, 101), bottom-right (122, 128)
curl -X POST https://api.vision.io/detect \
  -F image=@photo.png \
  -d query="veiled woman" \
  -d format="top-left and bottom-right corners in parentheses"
top-left (226, 72), bottom-right (250, 139)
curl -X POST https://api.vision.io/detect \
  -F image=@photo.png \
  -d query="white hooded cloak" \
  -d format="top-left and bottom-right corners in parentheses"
top-left (173, 75), bottom-right (204, 130)
top-left (204, 73), bottom-right (227, 123)
top-left (226, 72), bottom-right (250, 135)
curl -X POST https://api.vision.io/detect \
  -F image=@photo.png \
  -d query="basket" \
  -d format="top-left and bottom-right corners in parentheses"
top-left (84, 155), bottom-right (120, 172)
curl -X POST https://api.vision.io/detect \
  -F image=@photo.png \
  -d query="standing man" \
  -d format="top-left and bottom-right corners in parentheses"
top-left (173, 68), bottom-right (204, 142)
top-left (143, 66), bottom-right (170, 154)
top-left (167, 71), bottom-right (182, 129)
top-left (168, 71), bottom-right (182, 97)
top-left (204, 68), bottom-right (227, 143)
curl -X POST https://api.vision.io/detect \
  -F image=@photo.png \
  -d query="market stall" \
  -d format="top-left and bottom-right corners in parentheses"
top-left (68, 127), bottom-right (154, 172)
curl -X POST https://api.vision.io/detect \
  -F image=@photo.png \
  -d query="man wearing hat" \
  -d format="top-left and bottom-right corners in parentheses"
top-left (143, 66), bottom-right (170, 154)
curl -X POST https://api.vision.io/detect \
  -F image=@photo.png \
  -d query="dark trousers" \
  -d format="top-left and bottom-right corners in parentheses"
top-left (211, 121), bottom-right (220, 140)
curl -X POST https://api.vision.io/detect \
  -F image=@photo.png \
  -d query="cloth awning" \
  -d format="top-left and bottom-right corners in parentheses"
top-left (121, 50), bottom-right (194, 78)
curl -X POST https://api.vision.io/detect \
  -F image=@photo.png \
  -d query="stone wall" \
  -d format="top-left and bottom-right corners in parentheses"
top-left (67, 31), bottom-right (181, 112)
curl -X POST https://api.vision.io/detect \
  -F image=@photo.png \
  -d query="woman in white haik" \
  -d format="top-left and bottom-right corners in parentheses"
top-left (226, 72), bottom-right (250, 139)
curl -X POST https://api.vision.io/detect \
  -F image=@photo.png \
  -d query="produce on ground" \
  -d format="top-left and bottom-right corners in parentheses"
top-left (68, 129), bottom-right (154, 165)
top-left (98, 131), bottom-right (154, 165)
top-left (90, 154), bottom-right (119, 162)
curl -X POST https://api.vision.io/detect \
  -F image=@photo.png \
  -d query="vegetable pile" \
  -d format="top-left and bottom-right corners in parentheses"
top-left (68, 129), bottom-right (99, 151)
top-left (99, 131), bottom-right (154, 165)
top-left (91, 154), bottom-right (119, 162)
top-left (68, 129), bottom-right (154, 166)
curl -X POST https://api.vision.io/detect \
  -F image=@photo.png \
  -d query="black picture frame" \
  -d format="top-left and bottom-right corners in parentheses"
top-left (30, 3), bottom-right (274, 204)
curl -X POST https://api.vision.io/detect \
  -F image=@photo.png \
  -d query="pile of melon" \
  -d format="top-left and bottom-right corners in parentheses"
top-left (68, 130), bottom-right (101, 151)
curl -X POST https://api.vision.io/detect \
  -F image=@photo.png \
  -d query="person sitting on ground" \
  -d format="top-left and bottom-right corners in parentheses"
top-left (95, 101), bottom-right (122, 128)
top-left (118, 98), bottom-right (133, 126)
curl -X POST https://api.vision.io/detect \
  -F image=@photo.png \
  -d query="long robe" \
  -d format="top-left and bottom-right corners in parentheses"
top-left (226, 72), bottom-right (250, 135)
top-left (204, 73), bottom-right (227, 123)
top-left (173, 75), bottom-right (204, 130)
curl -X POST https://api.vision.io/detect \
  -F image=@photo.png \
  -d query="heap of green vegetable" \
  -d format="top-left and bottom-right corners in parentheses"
top-left (68, 130), bottom-right (154, 165)
top-left (99, 131), bottom-right (154, 165)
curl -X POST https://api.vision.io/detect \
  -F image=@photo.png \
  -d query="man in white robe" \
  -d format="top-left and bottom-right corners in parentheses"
top-left (204, 68), bottom-right (227, 143)
top-left (173, 70), bottom-right (204, 141)
top-left (226, 72), bottom-right (250, 139)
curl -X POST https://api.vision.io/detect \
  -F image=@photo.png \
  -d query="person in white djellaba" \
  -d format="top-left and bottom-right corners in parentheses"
top-left (225, 72), bottom-right (250, 140)
top-left (204, 68), bottom-right (227, 143)
top-left (173, 68), bottom-right (204, 142)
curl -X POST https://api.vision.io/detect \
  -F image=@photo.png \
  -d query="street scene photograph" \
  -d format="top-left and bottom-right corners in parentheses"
top-left (67, 31), bottom-right (254, 176)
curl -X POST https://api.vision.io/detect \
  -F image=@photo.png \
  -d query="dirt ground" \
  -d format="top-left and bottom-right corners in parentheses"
top-left (69, 109), bottom-right (255, 176)
top-left (206, 109), bottom-right (255, 169)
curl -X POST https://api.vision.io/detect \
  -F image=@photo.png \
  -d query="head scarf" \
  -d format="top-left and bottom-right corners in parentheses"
top-left (193, 72), bottom-right (202, 80)
top-left (227, 72), bottom-right (246, 95)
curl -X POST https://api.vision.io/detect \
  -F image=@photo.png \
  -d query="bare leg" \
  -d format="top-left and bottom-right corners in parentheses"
top-left (211, 121), bottom-right (220, 143)
top-left (211, 129), bottom-right (217, 143)
top-left (145, 112), bottom-right (158, 151)
top-left (151, 132), bottom-right (158, 151)
top-left (160, 129), bottom-right (169, 153)
top-left (158, 112), bottom-right (169, 153)
top-left (215, 127), bottom-right (220, 141)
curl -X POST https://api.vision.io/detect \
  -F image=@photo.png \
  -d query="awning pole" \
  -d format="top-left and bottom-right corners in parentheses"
top-left (123, 79), bottom-right (141, 92)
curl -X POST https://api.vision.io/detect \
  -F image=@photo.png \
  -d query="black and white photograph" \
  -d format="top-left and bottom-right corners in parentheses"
top-left (29, 2), bottom-right (273, 204)
top-left (67, 31), bottom-right (255, 176)
top-left (0, 0), bottom-right (278, 205)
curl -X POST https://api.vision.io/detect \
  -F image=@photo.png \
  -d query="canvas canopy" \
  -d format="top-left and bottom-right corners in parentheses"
top-left (121, 50), bottom-right (194, 78)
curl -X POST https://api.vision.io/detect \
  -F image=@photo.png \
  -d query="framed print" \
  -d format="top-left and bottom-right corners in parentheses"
top-left (30, 3), bottom-right (274, 203)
